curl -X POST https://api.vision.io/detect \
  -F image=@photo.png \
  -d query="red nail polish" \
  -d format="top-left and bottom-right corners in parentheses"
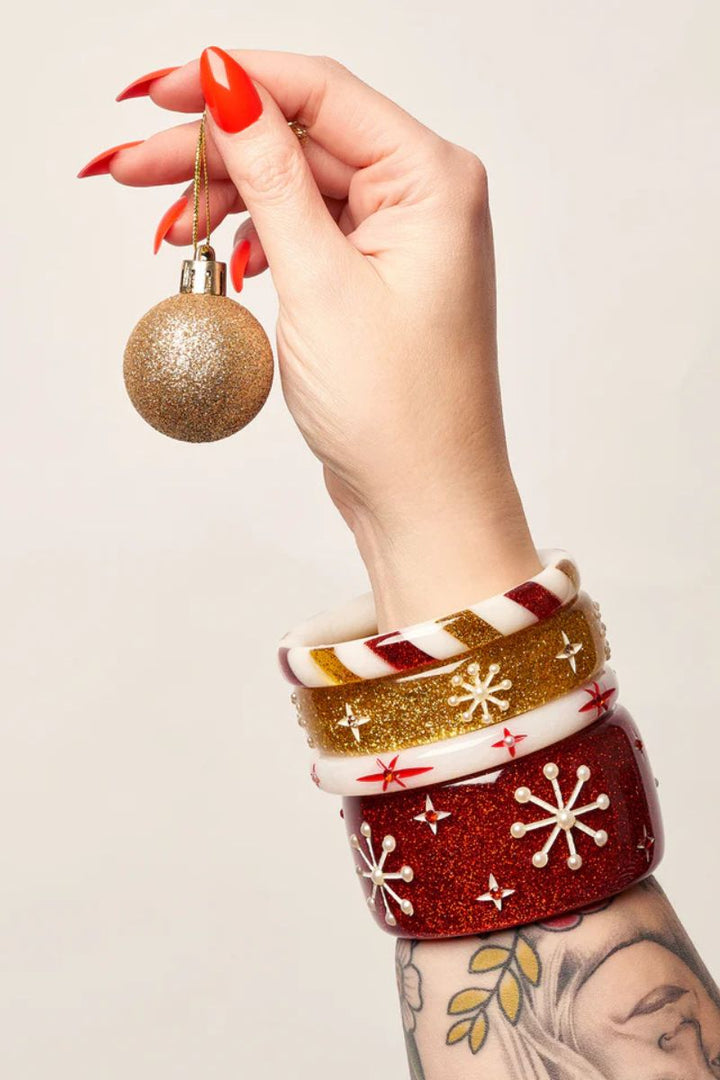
top-left (153, 195), bottom-right (189, 254)
top-left (230, 239), bottom-right (251, 291)
top-left (77, 141), bottom-right (143, 178)
top-left (200, 46), bottom-right (262, 133)
top-left (116, 66), bottom-right (180, 102)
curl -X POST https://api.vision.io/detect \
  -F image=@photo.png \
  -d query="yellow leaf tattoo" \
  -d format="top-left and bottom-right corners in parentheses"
top-left (468, 945), bottom-right (510, 973)
top-left (498, 969), bottom-right (522, 1024)
top-left (446, 1019), bottom-right (473, 1045)
top-left (515, 935), bottom-right (541, 986)
top-left (448, 988), bottom-right (492, 1014)
top-left (469, 1013), bottom-right (488, 1054)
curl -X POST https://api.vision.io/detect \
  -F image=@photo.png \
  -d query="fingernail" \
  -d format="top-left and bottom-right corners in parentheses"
top-left (116, 66), bottom-right (180, 102)
top-left (153, 195), bottom-right (189, 254)
top-left (230, 239), bottom-right (251, 291)
top-left (77, 140), bottom-right (143, 178)
top-left (200, 46), bottom-right (262, 133)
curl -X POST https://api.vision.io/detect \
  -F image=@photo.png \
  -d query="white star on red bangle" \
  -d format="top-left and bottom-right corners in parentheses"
top-left (477, 873), bottom-right (515, 911)
top-left (413, 795), bottom-right (451, 835)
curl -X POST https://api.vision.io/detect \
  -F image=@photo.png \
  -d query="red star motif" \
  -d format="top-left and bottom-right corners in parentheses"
top-left (491, 727), bottom-right (528, 758)
top-left (579, 682), bottom-right (617, 718)
top-left (310, 763), bottom-right (321, 787)
top-left (357, 754), bottom-right (433, 792)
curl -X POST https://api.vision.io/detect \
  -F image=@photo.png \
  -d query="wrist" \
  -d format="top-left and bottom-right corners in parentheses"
top-left (349, 473), bottom-right (541, 631)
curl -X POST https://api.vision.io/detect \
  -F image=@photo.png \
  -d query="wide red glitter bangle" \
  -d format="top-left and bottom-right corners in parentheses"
top-left (341, 706), bottom-right (662, 938)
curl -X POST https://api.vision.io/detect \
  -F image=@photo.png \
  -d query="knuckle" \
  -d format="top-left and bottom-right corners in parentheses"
top-left (455, 148), bottom-right (489, 205)
top-left (242, 143), bottom-right (304, 202)
top-left (312, 54), bottom-right (349, 77)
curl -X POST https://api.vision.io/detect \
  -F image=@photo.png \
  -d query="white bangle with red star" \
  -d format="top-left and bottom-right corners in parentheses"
top-left (309, 668), bottom-right (618, 795)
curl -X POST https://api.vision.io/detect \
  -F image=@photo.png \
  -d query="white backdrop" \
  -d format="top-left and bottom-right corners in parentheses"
top-left (1, 1), bottom-right (718, 1076)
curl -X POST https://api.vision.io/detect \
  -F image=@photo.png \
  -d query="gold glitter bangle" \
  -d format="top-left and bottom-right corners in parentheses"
top-left (293, 594), bottom-right (609, 755)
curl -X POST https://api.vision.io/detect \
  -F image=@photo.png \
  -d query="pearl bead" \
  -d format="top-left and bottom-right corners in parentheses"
top-left (361, 822), bottom-right (372, 838)
top-left (350, 835), bottom-right (359, 848)
top-left (511, 822), bottom-right (526, 838)
top-left (558, 810), bottom-right (576, 830)
top-left (366, 896), bottom-right (375, 909)
top-left (382, 835), bottom-right (396, 852)
top-left (401, 900), bottom-right (414, 915)
top-left (386, 913), bottom-right (397, 926)
top-left (448, 695), bottom-right (459, 706)
top-left (595, 830), bottom-right (608, 847)
top-left (371, 868), bottom-right (385, 886)
top-left (401, 866), bottom-right (414, 882)
top-left (597, 794), bottom-right (610, 810)
top-left (577, 765), bottom-right (590, 781)
top-left (515, 786), bottom-right (531, 803)
top-left (468, 663), bottom-right (479, 675)
top-left (532, 851), bottom-right (549, 868)
top-left (504, 734), bottom-right (515, 747)
top-left (451, 675), bottom-right (462, 687)
top-left (567, 854), bottom-right (583, 871)
top-left (544, 763), bottom-right (559, 780)
top-left (488, 663), bottom-right (499, 674)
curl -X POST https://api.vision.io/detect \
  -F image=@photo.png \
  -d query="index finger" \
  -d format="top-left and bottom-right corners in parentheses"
top-left (133, 51), bottom-right (434, 169)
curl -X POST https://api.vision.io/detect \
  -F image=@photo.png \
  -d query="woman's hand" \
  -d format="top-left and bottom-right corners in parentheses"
top-left (87, 48), bottom-right (540, 627)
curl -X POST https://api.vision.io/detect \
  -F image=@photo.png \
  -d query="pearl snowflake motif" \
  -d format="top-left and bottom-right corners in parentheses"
top-left (510, 762), bottom-right (610, 871)
top-left (350, 822), bottom-right (414, 926)
top-left (448, 662), bottom-right (512, 724)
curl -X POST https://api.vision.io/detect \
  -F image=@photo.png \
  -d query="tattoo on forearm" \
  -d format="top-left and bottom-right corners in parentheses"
top-left (395, 879), bottom-right (720, 1080)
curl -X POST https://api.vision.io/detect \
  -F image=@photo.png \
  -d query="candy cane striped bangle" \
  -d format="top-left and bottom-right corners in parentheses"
top-left (342, 707), bottom-right (662, 938)
top-left (310, 668), bottom-right (618, 795)
top-left (294, 593), bottom-right (608, 755)
top-left (279, 548), bottom-right (580, 688)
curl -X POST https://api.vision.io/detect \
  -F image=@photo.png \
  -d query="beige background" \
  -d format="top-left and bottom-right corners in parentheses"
top-left (1, 0), bottom-right (718, 1075)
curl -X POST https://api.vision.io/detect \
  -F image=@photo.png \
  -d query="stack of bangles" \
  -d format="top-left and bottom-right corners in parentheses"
top-left (278, 550), bottom-right (663, 937)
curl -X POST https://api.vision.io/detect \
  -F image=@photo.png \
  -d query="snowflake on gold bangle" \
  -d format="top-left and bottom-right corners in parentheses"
top-left (447, 662), bottom-right (512, 724)
top-left (350, 822), bottom-right (415, 926)
top-left (510, 762), bottom-right (610, 871)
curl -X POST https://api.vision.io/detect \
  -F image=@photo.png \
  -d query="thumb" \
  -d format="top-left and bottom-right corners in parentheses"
top-left (200, 46), bottom-right (351, 299)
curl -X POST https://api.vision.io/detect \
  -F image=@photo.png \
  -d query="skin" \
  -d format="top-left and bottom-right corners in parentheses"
top-left (106, 50), bottom-right (540, 631)
top-left (98, 52), bottom-right (717, 1075)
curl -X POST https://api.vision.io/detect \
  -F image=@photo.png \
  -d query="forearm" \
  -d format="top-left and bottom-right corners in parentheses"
top-left (398, 879), bottom-right (720, 1080)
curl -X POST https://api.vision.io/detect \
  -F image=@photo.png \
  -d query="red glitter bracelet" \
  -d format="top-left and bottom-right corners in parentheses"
top-left (341, 706), bottom-right (662, 938)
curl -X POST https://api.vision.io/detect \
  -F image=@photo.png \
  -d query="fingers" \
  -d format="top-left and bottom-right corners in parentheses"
top-left (199, 47), bottom-right (357, 297)
top-left (97, 118), bottom-right (354, 200)
top-left (129, 51), bottom-right (433, 168)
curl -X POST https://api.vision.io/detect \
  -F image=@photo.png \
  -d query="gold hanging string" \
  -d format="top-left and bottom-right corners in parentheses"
top-left (192, 112), bottom-right (212, 257)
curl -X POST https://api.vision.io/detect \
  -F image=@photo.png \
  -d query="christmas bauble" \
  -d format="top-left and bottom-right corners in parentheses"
top-left (123, 249), bottom-right (273, 443)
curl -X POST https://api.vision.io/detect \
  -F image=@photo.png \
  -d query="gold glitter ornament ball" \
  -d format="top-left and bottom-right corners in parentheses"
top-left (123, 252), bottom-right (273, 443)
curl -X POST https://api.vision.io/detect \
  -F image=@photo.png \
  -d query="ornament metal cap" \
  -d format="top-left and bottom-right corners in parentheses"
top-left (180, 244), bottom-right (227, 297)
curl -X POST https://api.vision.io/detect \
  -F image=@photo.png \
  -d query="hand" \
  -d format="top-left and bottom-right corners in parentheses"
top-left (86, 48), bottom-right (540, 627)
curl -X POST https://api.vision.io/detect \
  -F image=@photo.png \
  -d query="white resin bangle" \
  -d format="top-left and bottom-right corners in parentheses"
top-left (280, 548), bottom-right (580, 688)
top-left (309, 668), bottom-right (618, 795)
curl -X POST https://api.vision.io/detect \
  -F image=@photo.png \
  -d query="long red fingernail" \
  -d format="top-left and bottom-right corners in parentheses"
top-left (77, 140), bottom-right (143, 178)
top-left (116, 66), bottom-right (180, 102)
top-left (230, 239), bottom-right (251, 292)
top-left (153, 195), bottom-right (189, 254)
top-left (199, 46), bottom-right (262, 133)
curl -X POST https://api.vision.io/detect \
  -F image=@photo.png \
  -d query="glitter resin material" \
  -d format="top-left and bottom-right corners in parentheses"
top-left (342, 706), bottom-right (663, 938)
top-left (279, 549), bottom-right (580, 687)
top-left (310, 668), bottom-right (618, 795)
top-left (295, 594), bottom-right (609, 754)
top-left (123, 293), bottom-right (273, 442)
